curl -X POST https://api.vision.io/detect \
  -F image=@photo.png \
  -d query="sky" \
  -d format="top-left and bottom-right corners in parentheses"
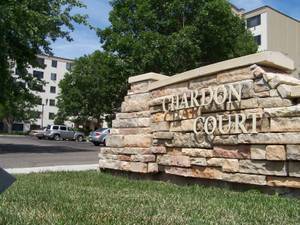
top-left (51, 0), bottom-right (300, 60)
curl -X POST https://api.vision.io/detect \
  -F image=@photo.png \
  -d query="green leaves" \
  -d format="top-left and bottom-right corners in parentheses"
top-left (99, 0), bottom-right (257, 75)
top-left (0, 0), bottom-right (88, 131)
top-left (57, 51), bottom-right (129, 127)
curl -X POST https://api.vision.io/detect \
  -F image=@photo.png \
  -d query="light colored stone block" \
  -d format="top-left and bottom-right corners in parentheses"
top-left (151, 112), bottom-right (166, 123)
top-left (239, 160), bottom-right (287, 176)
top-left (153, 132), bottom-right (174, 139)
top-left (270, 117), bottom-right (300, 132)
top-left (182, 148), bottom-right (214, 158)
top-left (116, 111), bottom-right (150, 119)
top-left (173, 133), bottom-right (212, 148)
top-left (289, 162), bottom-right (300, 177)
top-left (113, 118), bottom-right (150, 128)
top-left (213, 135), bottom-right (239, 145)
top-left (250, 64), bottom-right (265, 78)
top-left (151, 82), bottom-right (189, 98)
top-left (238, 133), bottom-right (300, 145)
top-left (190, 158), bottom-right (207, 166)
top-left (222, 173), bottom-right (266, 185)
top-left (255, 91), bottom-right (270, 98)
top-left (258, 97), bottom-right (292, 108)
top-left (286, 145), bottom-right (300, 160)
top-left (250, 145), bottom-right (266, 160)
top-left (165, 167), bottom-right (223, 180)
top-left (100, 147), bottom-right (152, 155)
top-left (128, 81), bottom-right (149, 95)
top-left (106, 135), bottom-right (124, 148)
top-left (226, 98), bottom-right (259, 111)
top-left (123, 135), bottom-right (152, 147)
top-left (148, 163), bottom-right (159, 173)
top-left (170, 119), bottom-right (194, 132)
top-left (99, 159), bottom-right (120, 170)
top-left (264, 105), bottom-right (300, 118)
top-left (131, 154), bottom-right (156, 162)
top-left (264, 72), bottom-right (300, 88)
top-left (157, 155), bottom-right (191, 167)
top-left (110, 128), bottom-right (151, 135)
top-left (207, 158), bottom-right (224, 167)
top-left (189, 75), bottom-right (218, 89)
top-left (98, 154), bottom-right (119, 161)
top-left (277, 84), bottom-right (300, 98)
top-left (121, 101), bottom-right (148, 112)
top-left (150, 122), bottom-right (170, 132)
top-left (222, 159), bottom-right (239, 172)
top-left (216, 68), bottom-right (253, 84)
top-left (124, 161), bottom-right (148, 173)
top-left (266, 145), bottom-right (286, 161)
top-left (267, 176), bottom-right (300, 188)
top-left (150, 146), bottom-right (167, 154)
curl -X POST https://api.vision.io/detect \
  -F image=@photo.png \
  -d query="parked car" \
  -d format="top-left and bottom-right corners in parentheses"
top-left (45, 125), bottom-right (85, 141)
top-left (89, 128), bottom-right (110, 146)
top-left (29, 128), bottom-right (46, 139)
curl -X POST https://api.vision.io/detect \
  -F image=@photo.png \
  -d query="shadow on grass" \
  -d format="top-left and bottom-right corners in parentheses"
top-left (0, 144), bottom-right (96, 154)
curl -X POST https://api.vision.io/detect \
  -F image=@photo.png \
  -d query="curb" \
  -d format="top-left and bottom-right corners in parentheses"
top-left (4, 164), bottom-right (99, 174)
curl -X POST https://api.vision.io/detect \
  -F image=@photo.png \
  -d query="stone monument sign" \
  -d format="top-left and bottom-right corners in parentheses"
top-left (99, 51), bottom-right (300, 189)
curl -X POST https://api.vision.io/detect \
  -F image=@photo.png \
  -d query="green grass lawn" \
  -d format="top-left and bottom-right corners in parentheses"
top-left (1, 171), bottom-right (300, 225)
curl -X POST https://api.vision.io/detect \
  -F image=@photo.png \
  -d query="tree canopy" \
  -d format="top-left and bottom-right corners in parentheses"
top-left (0, 0), bottom-right (87, 132)
top-left (99, 0), bottom-right (257, 75)
top-left (56, 51), bottom-right (129, 127)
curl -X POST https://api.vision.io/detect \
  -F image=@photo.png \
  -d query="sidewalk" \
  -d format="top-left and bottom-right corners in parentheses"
top-left (5, 164), bottom-right (99, 174)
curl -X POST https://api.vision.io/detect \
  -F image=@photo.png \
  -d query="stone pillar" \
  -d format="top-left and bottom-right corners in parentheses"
top-left (99, 73), bottom-right (168, 173)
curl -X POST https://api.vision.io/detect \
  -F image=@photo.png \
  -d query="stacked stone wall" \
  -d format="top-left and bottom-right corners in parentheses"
top-left (100, 64), bottom-right (300, 189)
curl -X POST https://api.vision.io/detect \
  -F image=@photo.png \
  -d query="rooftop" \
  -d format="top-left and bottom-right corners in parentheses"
top-left (38, 54), bottom-right (74, 62)
top-left (243, 5), bottom-right (300, 23)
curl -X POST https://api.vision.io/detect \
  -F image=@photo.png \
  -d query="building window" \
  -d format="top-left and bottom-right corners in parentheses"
top-left (37, 97), bottom-right (43, 105)
top-left (49, 99), bottom-right (55, 106)
top-left (247, 15), bottom-right (261, 28)
top-left (52, 60), bottom-right (57, 68)
top-left (50, 86), bottom-right (56, 93)
top-left (66, 62), bottom-right (73, 71)
top-left (31, 83), bottom-right (44, 92)
top-left (37, 57), bottom-right (45, 67)
top-left (33, 70), bottom-right (44, 80)
top-left (254, 35), bottom-right (261, 46)
top-left (51, 73), bottom-right (57, 81)
top-left (49, 113), bottom-right (55, 120)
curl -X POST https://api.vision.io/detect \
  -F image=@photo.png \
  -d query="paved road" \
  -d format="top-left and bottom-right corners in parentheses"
top-left (0, 136), bottom-right (100, 168)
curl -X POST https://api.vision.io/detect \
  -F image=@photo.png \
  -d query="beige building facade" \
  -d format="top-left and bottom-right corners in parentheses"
top-left (241, 6), bottom-right (300, 76)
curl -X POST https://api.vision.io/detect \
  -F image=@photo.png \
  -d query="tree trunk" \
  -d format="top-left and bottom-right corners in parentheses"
top-left (3, 118), bottom-right (13, 134)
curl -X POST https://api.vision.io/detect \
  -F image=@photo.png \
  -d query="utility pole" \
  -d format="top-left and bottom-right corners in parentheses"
top-left (41, 103), bottom-right (44, 128)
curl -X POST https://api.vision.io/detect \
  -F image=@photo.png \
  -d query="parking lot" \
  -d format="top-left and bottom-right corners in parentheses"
top-left (0, 135), bottom-right (100, 169)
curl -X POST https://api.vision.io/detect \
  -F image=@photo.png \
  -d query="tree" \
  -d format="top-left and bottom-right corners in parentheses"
top-left (0, 0), bottom-right (88, 132)
top-left (99, 0), bottom-right (257, 76)
top-left (56, 51), bottom-right (129, 129)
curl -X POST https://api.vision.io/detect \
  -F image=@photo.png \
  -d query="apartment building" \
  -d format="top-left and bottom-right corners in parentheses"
top-left (236, 5), bottom-right (300, 76)
top-left (9, 55), bottom-right (74, 131)
top-left (33, 55), bottom-right (74, 128)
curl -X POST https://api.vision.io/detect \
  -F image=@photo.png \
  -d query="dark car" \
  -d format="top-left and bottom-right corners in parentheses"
top-left (89, 128), bottom-right (110, 146)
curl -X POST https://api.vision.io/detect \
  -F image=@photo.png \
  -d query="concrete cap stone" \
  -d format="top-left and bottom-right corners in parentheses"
top-left (148, 51), bottom-right (295, 90)
top-left (128, 72), bottom-right (169, 84)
